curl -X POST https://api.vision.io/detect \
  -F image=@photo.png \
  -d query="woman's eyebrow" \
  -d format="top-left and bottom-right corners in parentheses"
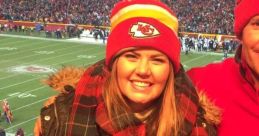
top-left (126, 50), bottom-right (140, 56)
top-left (250, 16), bottom-right (259, 22)
top-left (150, 54), bottom-right (167, 58)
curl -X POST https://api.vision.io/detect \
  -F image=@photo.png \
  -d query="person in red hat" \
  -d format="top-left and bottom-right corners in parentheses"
top-left (187, 0), bottom-right (259, 135)
top-left (34, 0), bottom-right (220, 135)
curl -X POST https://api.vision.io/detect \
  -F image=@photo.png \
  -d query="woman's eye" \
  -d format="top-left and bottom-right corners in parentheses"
top-left (251, 21), bottom-right (259, 26)
top-left (152, 58), bottom-right (165, 64)
top-left (124, 54), bottom-right (137, 58)
top-left (123, 53), bottom-right (138, 62)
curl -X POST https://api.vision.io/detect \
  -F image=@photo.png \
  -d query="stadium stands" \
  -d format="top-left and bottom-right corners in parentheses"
top-left (169, 0), bottom-right (235, 35)
top-left (0, 0), bottom-right (235, 35)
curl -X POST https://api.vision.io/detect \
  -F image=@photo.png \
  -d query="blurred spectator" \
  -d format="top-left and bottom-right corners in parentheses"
top-left (0, 127), bottom-right (5, 136)
top-left (1, 99), bottom-right (13, 124)
top-left (15, 128), bottom-right (24, 136)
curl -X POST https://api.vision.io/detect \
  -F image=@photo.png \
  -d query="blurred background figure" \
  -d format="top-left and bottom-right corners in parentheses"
top-left (1, 99), bottom-right (13, 124)
top-left (0, 127), bottom-right (5, 136)
top-left (15, 128), bottom-right (24, 136)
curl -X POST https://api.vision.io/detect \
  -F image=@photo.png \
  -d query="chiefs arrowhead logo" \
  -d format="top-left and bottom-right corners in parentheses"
top-left (129, 22), bottom-right (160, 38)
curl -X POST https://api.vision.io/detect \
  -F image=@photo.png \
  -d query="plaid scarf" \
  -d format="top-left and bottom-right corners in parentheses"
top-left (66, 60), bottom-right (215, 136)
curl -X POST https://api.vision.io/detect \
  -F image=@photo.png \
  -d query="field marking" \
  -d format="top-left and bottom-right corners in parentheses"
top-left (5, 116), bottom-right (38, 131)
top-left (0, 40), bottom-right (49, 57)
top-left (0, 86), bottom-right (46, 101)
top-left (2, 58), bottom-right (104, 134)
top-left (0, 37), bottom-right (29, 47)
top-left (12, 97), bottom-right (50, 112)
top-left (182, 54), bottom-right (208, 64)
top-left (0, 46), bottom-right (99, 80)
top-left (0, 72), bottom-right (43, 80)
top-left (0, 42), bottom-right (78, 65)
top-left (53, 51), bottom-right (105, 66)
top-left (1, 56), bottom-right (104, 134)
top-left (0, 52), bottom-right (104, 92)
top-left (0, 56), bottom-right (104, 103)
top-left (0, 54), bottom-right (104, 103)
top-left (0, 36), bottom-right (12, 41)
top-left (0, 34), bottom-right (105, 45)
top-left (0, 41), bottom-right (63, 59)
top-left (0, 34), bottom-right (106, 134)
top-left (0, 77), bottom-right (40, 90)
top-left (1, 43), bottom-right (97, 66)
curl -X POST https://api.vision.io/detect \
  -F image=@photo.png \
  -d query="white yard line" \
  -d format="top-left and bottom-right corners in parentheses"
top-left (0, 54), bottom-right (104, 92)
top-left (5, 116), bottom-right (38, 130)
top-left (0, 37), bottom-right (28, 46)
top-left (0, 40), bottom-right (50, 57)
top-left (0, 46), bottom-right (99, 80)
top-left (0, 33), bottom-right (71, 42)
top-left (12, 97), bottom-right (50, 112)
top-left (0, 42), bottom-right (77, 65)
top-left (0, 73), bottom-right (38, 80)
top-left (0, 72), bottom-right (38, 80)
top-left (182, 54), bottom-right (208, 64)
top-left (0, 77), bottom-right (40, 90)
top-left (0, 33), bottom-right (105, 45)
top-left (0, 86), bottom-right (46, 101)
top-left (53, 51), bottom-right (105, 66)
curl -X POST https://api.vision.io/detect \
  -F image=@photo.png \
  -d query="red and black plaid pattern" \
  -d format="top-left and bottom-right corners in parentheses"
top-left (66, 60), bottom-right (217, 136)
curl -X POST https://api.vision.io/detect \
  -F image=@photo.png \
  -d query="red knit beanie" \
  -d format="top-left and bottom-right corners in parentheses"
top-left (234, 0), bottom-right (259, 39)
top-left (105, 0), bottom-right (181, 72)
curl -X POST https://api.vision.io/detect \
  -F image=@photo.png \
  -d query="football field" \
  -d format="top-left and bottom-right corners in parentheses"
top-left (0, 34), bottom-right (227, 135)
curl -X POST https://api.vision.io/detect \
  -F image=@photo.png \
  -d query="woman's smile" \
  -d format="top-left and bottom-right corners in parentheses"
top-left (131, 80), bottom-right (153, 91)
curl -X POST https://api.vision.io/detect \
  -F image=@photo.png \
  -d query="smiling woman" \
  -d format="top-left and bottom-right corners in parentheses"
top-left (34, 0), bottom-right (221, 136)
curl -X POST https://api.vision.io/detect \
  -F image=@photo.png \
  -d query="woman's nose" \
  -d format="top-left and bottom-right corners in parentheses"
top-left (135, 59), bottom-right (151, 78)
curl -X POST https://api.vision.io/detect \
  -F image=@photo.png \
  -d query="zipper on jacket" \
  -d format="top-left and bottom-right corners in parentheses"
top-left (54, 102), bottom-right (59, 136)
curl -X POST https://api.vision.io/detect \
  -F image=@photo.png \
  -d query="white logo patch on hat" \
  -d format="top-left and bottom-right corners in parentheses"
top-left (130, 22), bottom-right (160, 38)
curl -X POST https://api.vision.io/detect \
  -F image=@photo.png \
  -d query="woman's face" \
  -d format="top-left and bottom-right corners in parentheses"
top-left (242, 15), bottom-right (259, 76)
top-left (116, 48), bottom-right (171, 111)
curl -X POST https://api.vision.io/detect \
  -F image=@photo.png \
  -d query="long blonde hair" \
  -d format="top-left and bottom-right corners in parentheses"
top-left (103, 59), bottom-right (183, 136)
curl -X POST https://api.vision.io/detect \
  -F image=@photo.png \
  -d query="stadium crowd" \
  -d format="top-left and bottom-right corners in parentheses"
top-left (0, 0), bottom-right (235, 35)
top-left (168, 0), bottom-right (235, 35)
top-left (0, 0), bottom-right (115, 26)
